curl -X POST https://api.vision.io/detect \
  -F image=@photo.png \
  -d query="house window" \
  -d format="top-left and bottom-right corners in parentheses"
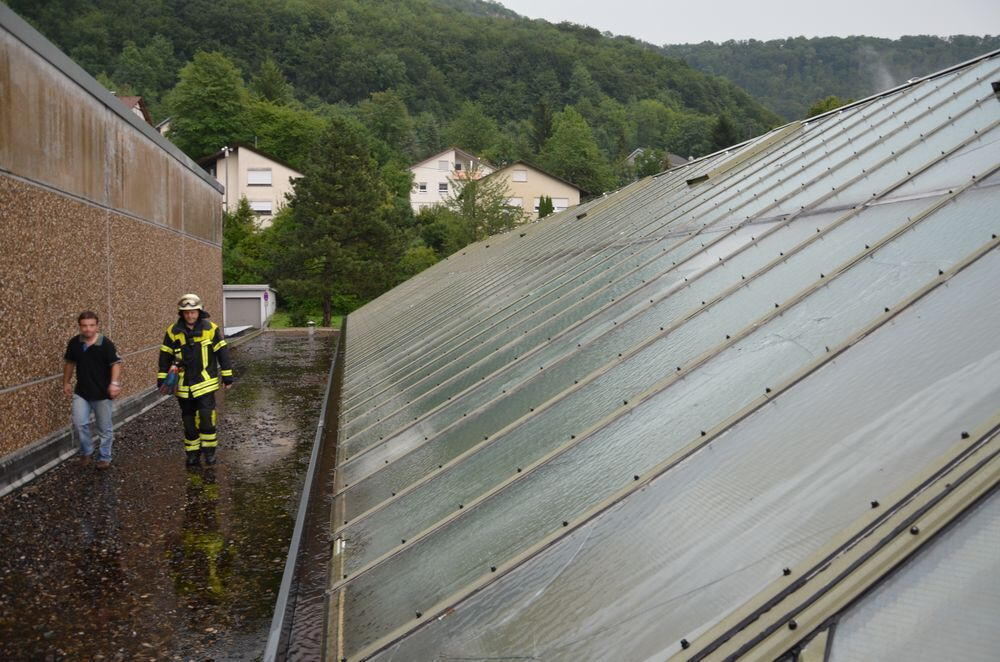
top-left (249, 200), bottom-right (273, 215)
top-left (506, 197), bottom-right (523, 208)
top-left (439, 182), bottom-right (449, 193)
top-left (512, 169), bottom-right (528, 182)
top-left (438, 160), bottom-right (450, 171)
top-left (247, 168), bottom-right (272, 186)
top-left (454, 162), bottom-right (463, 171)
top-left (553, 197), bottom-right (570, 211)
top-left (417, 182), bottom-right (427, 193)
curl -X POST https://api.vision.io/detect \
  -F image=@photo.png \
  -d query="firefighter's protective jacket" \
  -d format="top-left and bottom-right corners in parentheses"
top-left (158, 317), bottom-right (234, 398)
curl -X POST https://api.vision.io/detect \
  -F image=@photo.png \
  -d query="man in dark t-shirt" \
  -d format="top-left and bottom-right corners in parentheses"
top-left (63, 311), bottom-right (123, 468)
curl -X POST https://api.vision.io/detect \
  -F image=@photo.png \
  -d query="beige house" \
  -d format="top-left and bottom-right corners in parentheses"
top-left (199, 143), bottom-right (303, 227)
top-left (487, 161), bottom-right (583, 220)
top-left (409, 147), bottom-right (494, 212)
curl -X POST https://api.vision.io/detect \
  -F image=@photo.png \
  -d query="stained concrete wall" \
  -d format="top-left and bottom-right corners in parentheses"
top-left (0, 6), bottom-right (224, 475)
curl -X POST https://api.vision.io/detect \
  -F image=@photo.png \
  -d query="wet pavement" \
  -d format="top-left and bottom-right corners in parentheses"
top-left (0, 331), bottom-right (335, 661)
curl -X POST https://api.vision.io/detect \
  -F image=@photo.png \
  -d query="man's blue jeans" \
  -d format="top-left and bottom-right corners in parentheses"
top-left (71, 395), bottom-right (114, 462)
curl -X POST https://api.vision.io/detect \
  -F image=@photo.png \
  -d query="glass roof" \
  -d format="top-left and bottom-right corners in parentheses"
top-left (336, 52), bottom-right (1000, 661)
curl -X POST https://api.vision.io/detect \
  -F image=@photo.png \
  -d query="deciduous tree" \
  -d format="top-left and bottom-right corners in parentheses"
top-left (165, 52), bottom-right (250, 158)
top-left (539, 107), bottom-right (614, 195)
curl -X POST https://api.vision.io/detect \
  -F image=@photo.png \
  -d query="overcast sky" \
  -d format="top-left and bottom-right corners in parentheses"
top-left (496, 0), bottom-right (1000, 45)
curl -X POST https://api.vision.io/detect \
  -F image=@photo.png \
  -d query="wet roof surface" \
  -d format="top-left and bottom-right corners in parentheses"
top-left (336, 52), bottom-right (1000, 661)
top-left (0, 332), bottom-right (333, 660)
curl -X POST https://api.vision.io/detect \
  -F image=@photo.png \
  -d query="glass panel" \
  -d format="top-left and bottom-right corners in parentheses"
top-left (889, 118), bottom-right (1000, 198)
top-left (342, 175), bottom-right (747, 441)
top-left (344, 159), bottom-right (737, 387)
top-left (829, 492), bottom-right (1000, 662)
top-left (337, 211), bottom-right (842, 493)
top-left (337, 195), bottom-right (929, 544)
top-left (342, 216), bottom-right (755, 444)
top-left (344, 156), bottom-right (727, 386)
top-left (739, 66), bottom-right (990, 218)
top-left (335, 190), bottom-right (999, 656)
top-left (364, 239), bottom-right (1000, 662)
top-left (343, 176), bottom-right (677, 400)
top-left (340, 175), bottom-right (958, 491)
top-left (779, 88), bottom-right (999, 214)
top-left (343, 109), bottom-right (879, 440)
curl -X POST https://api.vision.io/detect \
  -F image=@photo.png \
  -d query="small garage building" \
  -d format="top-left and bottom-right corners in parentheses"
top-left (223, 284), bottom-right (276, 333)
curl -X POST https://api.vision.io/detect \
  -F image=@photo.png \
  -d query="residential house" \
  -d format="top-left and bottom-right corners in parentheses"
top-left (198, 143), bottom-right (303, 227)
top-left (487, 161), bottom-right (583, 220)
top-left (409, 147), bottom-right (493, 213)
top-left (115, 94), bottom-right (152, 126)
top-left (625, 147), bottom-right (692, 171)
top-left (155, 116), bottom-right (171, 136)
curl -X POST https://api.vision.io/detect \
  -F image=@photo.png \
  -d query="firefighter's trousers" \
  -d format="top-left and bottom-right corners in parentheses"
top-left (178, 392), bottom-right (218, 452)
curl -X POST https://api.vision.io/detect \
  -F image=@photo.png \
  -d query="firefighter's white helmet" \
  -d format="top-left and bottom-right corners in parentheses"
top-left (177, 293), bottom-right (204, 311)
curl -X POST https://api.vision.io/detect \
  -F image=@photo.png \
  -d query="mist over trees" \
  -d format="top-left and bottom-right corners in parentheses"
top-left (661, 35), bottom-right (1000, 120)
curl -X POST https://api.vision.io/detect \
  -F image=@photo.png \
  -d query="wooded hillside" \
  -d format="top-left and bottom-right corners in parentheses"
top-left (661, 35), bottom-right (1000, 119)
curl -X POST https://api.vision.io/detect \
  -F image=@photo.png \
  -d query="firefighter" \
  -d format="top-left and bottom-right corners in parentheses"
top-left (158, 294), bottom-right (234, 466)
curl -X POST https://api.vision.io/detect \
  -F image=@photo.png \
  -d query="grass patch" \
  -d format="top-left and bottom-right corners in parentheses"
top-left (269, 309), bottom-right (342, 329)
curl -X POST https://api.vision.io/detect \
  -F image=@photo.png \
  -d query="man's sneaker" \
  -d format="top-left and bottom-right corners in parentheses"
top-left (96, 460), bottom-right (111, 470)
top-left (201, 447), bottom-right (217, 466)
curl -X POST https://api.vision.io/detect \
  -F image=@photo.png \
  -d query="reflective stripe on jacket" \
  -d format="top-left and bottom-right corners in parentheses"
top-left (158, 319), bottom-right (234, 398)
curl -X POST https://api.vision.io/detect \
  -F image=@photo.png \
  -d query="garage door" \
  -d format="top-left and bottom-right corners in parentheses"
top-left (226, 297), bottom-right (260, 327)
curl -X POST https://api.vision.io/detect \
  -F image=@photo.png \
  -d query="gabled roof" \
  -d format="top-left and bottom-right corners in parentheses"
top-left (115, 94), bottom-right (152, 126)
top-left (409, 146), bottom-right (495, 172)
top-left (332, 50), bottom-right (1000, 661)
top-left (487, 159), bottom-right (588, 196)
top-left (195, 142), bottom-right (303, 177)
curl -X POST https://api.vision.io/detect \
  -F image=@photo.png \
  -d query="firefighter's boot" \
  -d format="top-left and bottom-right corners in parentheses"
top-left (201, 447), bottom-right (217, 466)
top-left (186, 450), bottom-right (201, 467)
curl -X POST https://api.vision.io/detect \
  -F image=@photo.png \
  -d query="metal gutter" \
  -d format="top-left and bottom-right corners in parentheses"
top-left (263, 327), bottom-right (341, 661)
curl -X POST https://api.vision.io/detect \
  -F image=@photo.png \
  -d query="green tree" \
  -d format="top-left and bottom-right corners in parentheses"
top-left (566, 63), bottom-right (600, 104)
top-left (539, 107), bottom-right (614, 195)
top-left (446, 166), bottom-right (526, 242)
top-left (165, 52), bottom-right (250, 158)
top-left (112, 35), bottom-right (178, 106)
top-left (536, 195), bottom-right (555, 219)
top-left (529, 101), bottom-right (554, 155)
top-left (443, 102), bottom-right (500, 154)
top-left (359, 90), bottom-right (416, 158)
top-left (631, 99), bottom-right (672, 149)
top-left (634, 148), bottom-right (665, 178)
top-left (241, 101), bottom-right (326, 172)
top-left (278, 116), bottom-right (404, 325)
top-left (397, 243), bottom-right (440, 281)
top-left (711, 113), bottom-right (740, 151)
top-left (222, 197), bottom-right (265, 284)
top-left (251, 57), bottom-right (294, 105)
top-left (806, 95), bottom-right (851, 118)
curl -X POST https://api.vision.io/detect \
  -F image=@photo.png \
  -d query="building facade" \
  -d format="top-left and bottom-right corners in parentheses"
top-left (409, 147), bottom-right (493, 213)
top-left (488, 161), bottom-right (582, 220)
top-left (200, 144), bottom-right (302, 227)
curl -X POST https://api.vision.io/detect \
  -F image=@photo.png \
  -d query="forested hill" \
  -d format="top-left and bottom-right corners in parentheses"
top-left (8, 0), bottom-right (781, 164)
top-left (661, 36), bottom-right (1000, 120)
